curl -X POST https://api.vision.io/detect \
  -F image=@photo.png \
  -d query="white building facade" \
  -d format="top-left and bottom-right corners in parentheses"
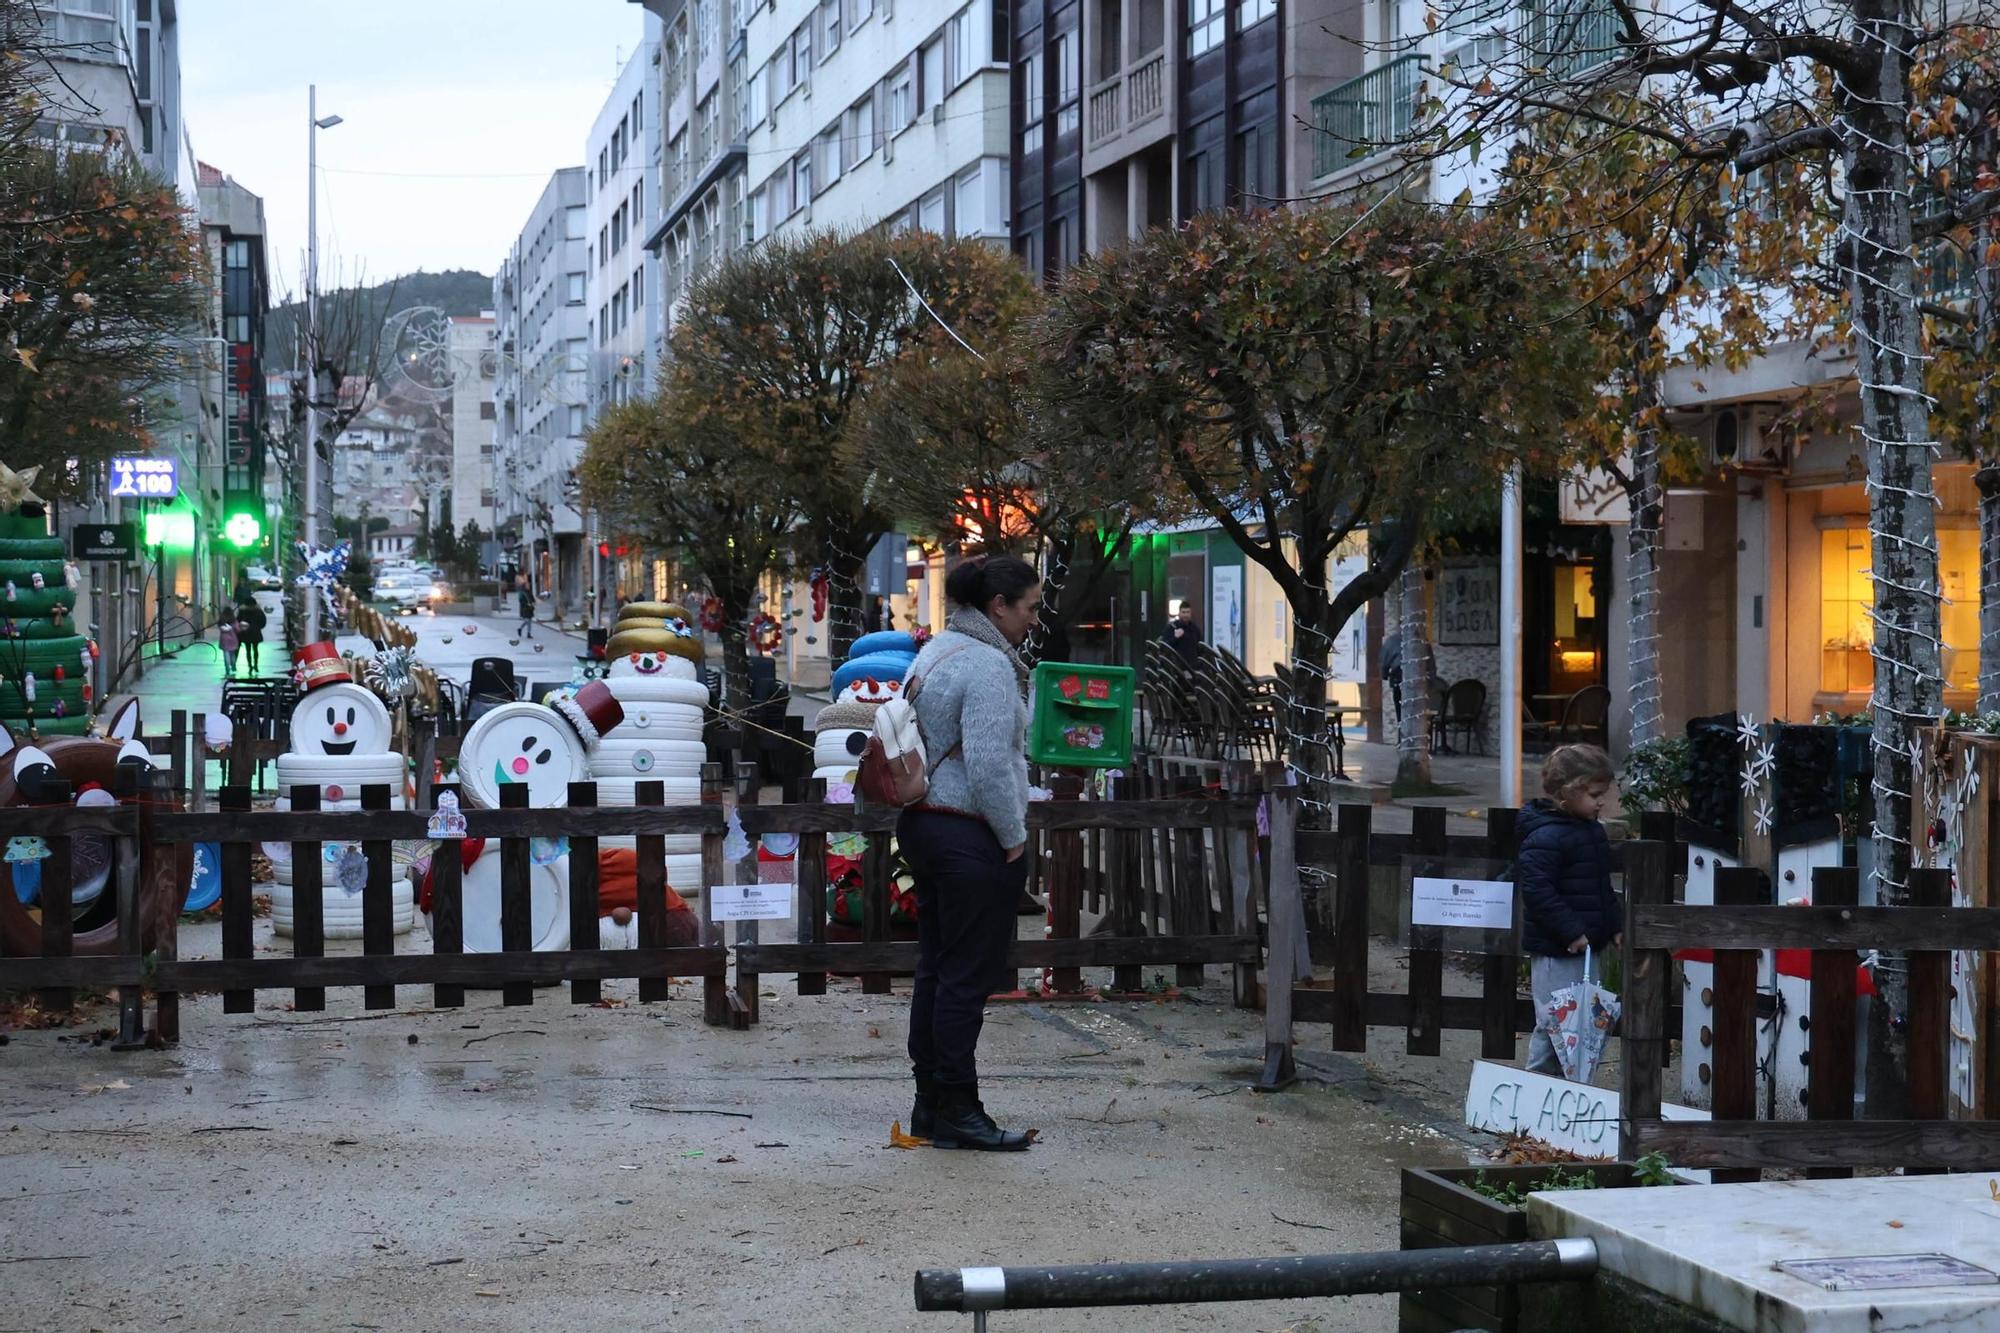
top-left (743, 0), bottom-right (1012, 243)
top-left (446, 316), bottom-right (497, 536)
top-left (492, 168), bottom-right (592, 614)
top-left (587, 33), bottom-right (663, 416)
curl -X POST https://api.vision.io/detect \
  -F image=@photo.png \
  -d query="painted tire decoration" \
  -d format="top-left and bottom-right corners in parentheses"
top-left (812, 728), bottom-right (872, 769)
top-left (275, 754), bottom-right (410, 783)
top-left (0, 619), bottom-right (86, 641)
top-left (599, 833), bottom-right (705, 856)
top-left (0, 638), bottom-right (97, 666)
top-left (0, 587), bottom-right (75, 618)
top-left (458, 700), bottom-right (592, 811)
top-left (182, 842), bottom-right (223, 913)
top-left (849, 631), bottom-right (921, 659)
top-left (273, 792), bottom-right (409, 813)
top-left (449, 846), bottom-right (569, 952)
top-left (590, 739), bottom-right (707, 770)
top-left (602, 717), bottom-right (705, 744)
top-left (597, 678), bottom-right (710, 706)
top-left (288, 682), bottom-right (395, 757)
top-left (588, 777), bottom-right (704, 804)
top-left (0, 537), bottom-right (67, 559)
top-left (271, 875), bottom-right (416, 939)
top-left (0, 715), bottom-right (91, 737)
top-left (0, 680), bottom-right (85, 715)
top-left (0, 559), bottom-right (70, 586)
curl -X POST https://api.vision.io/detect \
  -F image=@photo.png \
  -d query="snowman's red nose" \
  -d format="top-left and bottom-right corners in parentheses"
top-left (333, 721), bottom-right (349, 736)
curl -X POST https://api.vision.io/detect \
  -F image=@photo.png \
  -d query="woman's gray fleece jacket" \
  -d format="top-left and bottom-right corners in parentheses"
top-left (907, 625), bottom-right (1030, 849)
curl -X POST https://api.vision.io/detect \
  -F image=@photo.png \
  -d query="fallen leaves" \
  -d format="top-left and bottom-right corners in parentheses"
top-left (887, 1120), bottom-right (928, 1150)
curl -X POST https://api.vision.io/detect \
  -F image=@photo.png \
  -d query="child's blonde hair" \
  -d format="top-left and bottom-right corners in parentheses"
top-left (1542, 743), bottom-right (1615, 798)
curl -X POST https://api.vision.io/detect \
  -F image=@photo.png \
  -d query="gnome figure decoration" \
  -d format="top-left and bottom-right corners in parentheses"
top-left (269, 643), bottom-right (413, 940)
top-left (813, 631), bottom-right (922, 938)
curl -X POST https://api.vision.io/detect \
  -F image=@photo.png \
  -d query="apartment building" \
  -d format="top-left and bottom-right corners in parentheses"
top-left (587, 32), bottom-right (663, 416)
top-left (492, 168), bottom-right (592, 611)
top-left (743, 0), bottom-right (1012, 245)
top-left (446, 316), bottom-right (497, 536)
top-left (1012, 0), bottom-right (1309, 273)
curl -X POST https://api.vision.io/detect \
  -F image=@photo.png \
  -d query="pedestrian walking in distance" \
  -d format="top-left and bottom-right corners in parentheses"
top-left (900, 554), bottom-right (1041, 1150)
top-left (218, 616), bottom-right (240, 679)
top-left (516, 579), bottom-right (536, 639)
top-left (236, 599), bottom-right (267, 676)
top-left (1515, 744), bottom-right (1620, 1079)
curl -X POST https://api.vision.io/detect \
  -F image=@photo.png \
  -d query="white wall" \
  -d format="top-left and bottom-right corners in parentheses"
top-left (586, 39), bottom-right (661, 423)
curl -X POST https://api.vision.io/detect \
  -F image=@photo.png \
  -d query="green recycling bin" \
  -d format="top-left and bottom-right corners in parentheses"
top-left (1028, 662), bottom-right (1136, 769)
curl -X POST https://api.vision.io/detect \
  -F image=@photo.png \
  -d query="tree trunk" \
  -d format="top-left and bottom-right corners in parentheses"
top-left (717, 617), bottom-right (753, 714)
top-left (1395, 563), bottom-right (1435, 788)
top-left (823, 538), bottom-right (871, 662)
top-left (1842, 0), bottom-right (1938, 1116)
top-left (1980, 462), bottom-right (2000, 715)
top-left (1287, 600), bottom-right (1338, 826)
top-left (1625, 360), bottom-right (1668, 749)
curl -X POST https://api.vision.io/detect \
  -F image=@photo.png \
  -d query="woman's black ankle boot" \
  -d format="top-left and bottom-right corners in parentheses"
top-left (910, 1071), bottom-right (937, 1138)
top-left (930, 1083), bottom-right (1033, 1151)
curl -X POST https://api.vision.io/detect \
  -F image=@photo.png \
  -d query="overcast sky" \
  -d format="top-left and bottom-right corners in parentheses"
top-left (180, 1), bottom-right (648, 298)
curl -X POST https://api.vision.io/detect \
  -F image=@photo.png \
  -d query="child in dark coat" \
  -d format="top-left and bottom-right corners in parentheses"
top-left (1516, 744), bottom-right (1619, 1079)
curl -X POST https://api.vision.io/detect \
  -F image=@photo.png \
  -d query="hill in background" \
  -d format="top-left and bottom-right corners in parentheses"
top-left (268, 268), bottom-right (493, 364)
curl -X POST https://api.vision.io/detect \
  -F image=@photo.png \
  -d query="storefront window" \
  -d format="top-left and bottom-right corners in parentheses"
top-left (1820, 526), bottom-right (1980, 695)
top-left (1550, 563), bottom-right (1599, 693)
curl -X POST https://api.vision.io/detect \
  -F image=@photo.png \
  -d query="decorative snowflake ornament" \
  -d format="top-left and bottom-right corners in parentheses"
top-left (1735, 713), bottom-right (1760, 750)
top-left (1751, 742), bottom-right (1777, 782)
top-left (363, 645), bottom-right (421, 700)
top-left (1739, 761), bottom-right (1762, 796)
top-left (1753, 801), bottom-right (1773, 837)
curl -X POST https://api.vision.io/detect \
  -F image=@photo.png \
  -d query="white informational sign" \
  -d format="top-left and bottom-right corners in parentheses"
top-left (1412, 876), bottom-right (1515, 930)
top-left (1327, 551), bottom-right (1368, 683)
top-left (708, 882), bottom-right (794, 922)
top-left (1559, 466), bottom-right (1633, 525)
top-left (1210, 564), bottom-right (1243, 660)
top-left (1464, 1060), bottom-right (1710, 1164)
top-left (1436, 560), bottom-right (1499, 646)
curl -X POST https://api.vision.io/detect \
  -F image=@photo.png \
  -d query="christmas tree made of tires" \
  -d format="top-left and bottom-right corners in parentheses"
top-left (0, 470), bottom-right (95, 736)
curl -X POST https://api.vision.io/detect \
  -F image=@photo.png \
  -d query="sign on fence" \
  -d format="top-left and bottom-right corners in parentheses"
top-left (1412, 876), bottom-right (1514, 931)
top-left (709, 882), bottom-right (793, 922)
top-left (1464, 1060), bottom-right (1709, 1163)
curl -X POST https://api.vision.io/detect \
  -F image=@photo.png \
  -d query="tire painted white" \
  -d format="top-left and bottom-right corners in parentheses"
top-left (598, 833), bottom-right (704, 855)
top-left (289, 682), bottom-right (395, 758)
top-left (588, 744), bottom-right (708, 778)
top-left (599, 678), bottom-right (710, 706)
top-left (813, 728), bottom-right (871, 770)
top-left (275, 789), bottom-right (408, 812)
top-left (811, 764), bottom-right (859, 786)
top-left (589, 777), bottom-right (704, 804)
top-left (270, 875), bottom-right (415, 939)
top-left (446, 845), bottom-right (570, 952)
top-left (459, 701), bottom-right (592, 810)
top-left (277, 753), bottom-right (408, 784)
top-left (599, 913), bottom-right (639, 948)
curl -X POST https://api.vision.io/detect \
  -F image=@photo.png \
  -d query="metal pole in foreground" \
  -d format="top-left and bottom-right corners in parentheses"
top-left (304, 84), bottom-right (320, 645)
top-left (914, 1239), bottom-right (1598, 1316)
top-left (1498, 462), bottom-right (1524, 807)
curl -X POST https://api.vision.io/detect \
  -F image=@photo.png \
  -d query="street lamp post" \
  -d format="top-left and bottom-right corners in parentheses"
top-left (304, 85), bottom-right (343, 643)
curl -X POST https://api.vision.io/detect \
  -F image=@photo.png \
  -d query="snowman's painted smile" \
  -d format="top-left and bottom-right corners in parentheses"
top-left (320, 739), bottom-right (357, 756)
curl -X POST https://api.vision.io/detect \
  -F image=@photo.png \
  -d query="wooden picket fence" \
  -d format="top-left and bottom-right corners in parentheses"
top-left (1617, 843), bottom-right (2000, 1174)
top-left (0, 764), bottom-right (1287, 1046)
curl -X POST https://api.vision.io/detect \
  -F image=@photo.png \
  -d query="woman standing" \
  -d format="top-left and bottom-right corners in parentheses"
top-left (901, 555), bottom-right (1040, 1151)
top-left (236, 598), bottom-right (267, 676)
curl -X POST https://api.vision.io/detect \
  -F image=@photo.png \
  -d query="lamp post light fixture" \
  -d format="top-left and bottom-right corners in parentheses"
top-left (304, 85), bottom-right (343, 643)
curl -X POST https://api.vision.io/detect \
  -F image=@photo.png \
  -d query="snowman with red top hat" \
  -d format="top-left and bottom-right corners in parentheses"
top-left (269, 643), bottom-right (414, 939)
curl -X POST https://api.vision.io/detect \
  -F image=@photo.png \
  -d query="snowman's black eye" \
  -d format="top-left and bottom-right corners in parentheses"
top-left (845, 732), bottom-right (867, 756)
top-left (346, 708), bottom-right (356, 725)
top-left (536, 748), bottom-right (552, 765)
top-left (326, 706), bottom-right (335, 725)
top-left (519, 735), bottom-right (537, 752)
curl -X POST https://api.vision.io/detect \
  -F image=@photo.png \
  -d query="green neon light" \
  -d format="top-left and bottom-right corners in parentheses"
top-left (144, 510), bottom-right (196, 551)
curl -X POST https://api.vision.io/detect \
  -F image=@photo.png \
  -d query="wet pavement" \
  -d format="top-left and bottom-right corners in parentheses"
top-left (0, 946), bottom-right (1488, 1333)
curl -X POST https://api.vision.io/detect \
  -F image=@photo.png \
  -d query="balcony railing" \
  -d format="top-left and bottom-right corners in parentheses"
top-left (1084, 48), bottom-right (1168, 151)
top-left (1128, 52), bottom-right (1165, 125)
top-left (1527, 0), bottom-right (1622, 80)
top-left (1311, 55), bottom-right (1425, 179)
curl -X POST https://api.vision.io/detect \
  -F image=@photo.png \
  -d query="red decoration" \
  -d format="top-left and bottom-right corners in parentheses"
top-left (699, 596), bottom-right (726, 633)
top-left (809, 569), bottom-right (830, 623)
top-left (1085, 677), bottom-right (1109, 701)
top-left (1058, 674), bottom-right (1082, 700)
top-left (751, 613), bottom-right (782, 654)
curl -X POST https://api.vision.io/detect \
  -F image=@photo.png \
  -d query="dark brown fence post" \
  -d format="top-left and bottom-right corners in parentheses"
top-left (142, 770), bottom-right (180, 1043)
top-left (1618, 839), bottom-right (1669, 1162)
top-left (1908, 866), bottom-right (1953, 1174)
top-left (190, 711), bottom-right (209, 812)
top-left (795, 777), bottom-right (829, 996)
top-left (1222, 788), bottom-right (1257, 1011)
top-left (1406, 805), bottom-right (1446, 1056)
top-left (636, 777), bottom-right (671, 1004)
top-left (290, 784), bottom-right (325, 1012)
top-left (1711, 865), bottom-right (1766, 1183)
top-left (1331, 802), bottom-right (1371, 1053)
top-left (568, 780), bottom-right (601, 1006)
top-left (430, 782), bottom-right (464, 1010)
top-left (1048, 771), bottom-right (1086, 995)
top-left (1256, 784), bottom-right (1300, 1091)
top-left (361, 783), bottom-right (396, 1010)
top-left (36, 779), bottom-right (73, 1015)
top-left (1482, 806), bottom-right (1520, 1059)
top-left (220, 784), bottom-right (255, 1016)
top-left (169, 708), bottom-right (189, 797)
top-left (709, 761), bottom-right (758, 1024)
top-left (860, 826), bottom-right (895, 998)
top-left (497, 781), bottom-right (533, 1007)
top-left (697, 773), bottom-right (735, 1027)
top-left (1807, 864), bottom-right (1859, 1180)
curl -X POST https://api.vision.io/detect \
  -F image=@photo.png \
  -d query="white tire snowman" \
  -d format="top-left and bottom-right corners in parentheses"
top-left (430, 679), bottom-right (624, 953)
top-left (270, 642), bottom-right (413, 938)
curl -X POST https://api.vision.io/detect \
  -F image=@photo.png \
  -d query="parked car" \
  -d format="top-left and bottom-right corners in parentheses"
top-left (373, 574), bottom-right (435, 613)
top-left (242, 564), bottom-right (283, 592)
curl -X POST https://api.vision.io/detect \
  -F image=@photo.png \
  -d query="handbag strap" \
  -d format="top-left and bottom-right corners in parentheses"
top-left (906, 641), bottom-right (973, 777)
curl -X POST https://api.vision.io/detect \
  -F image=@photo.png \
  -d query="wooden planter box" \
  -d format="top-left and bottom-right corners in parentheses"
top-left (1400, 1162), bottom-right (1653, 1333)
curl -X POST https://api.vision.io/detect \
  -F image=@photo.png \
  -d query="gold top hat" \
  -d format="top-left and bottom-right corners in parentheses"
top-left (606, 628), bottom-right (705, 664)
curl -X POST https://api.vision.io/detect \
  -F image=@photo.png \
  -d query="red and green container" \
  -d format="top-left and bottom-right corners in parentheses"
top-left (1028, 662), bottom-right (1135, 769)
